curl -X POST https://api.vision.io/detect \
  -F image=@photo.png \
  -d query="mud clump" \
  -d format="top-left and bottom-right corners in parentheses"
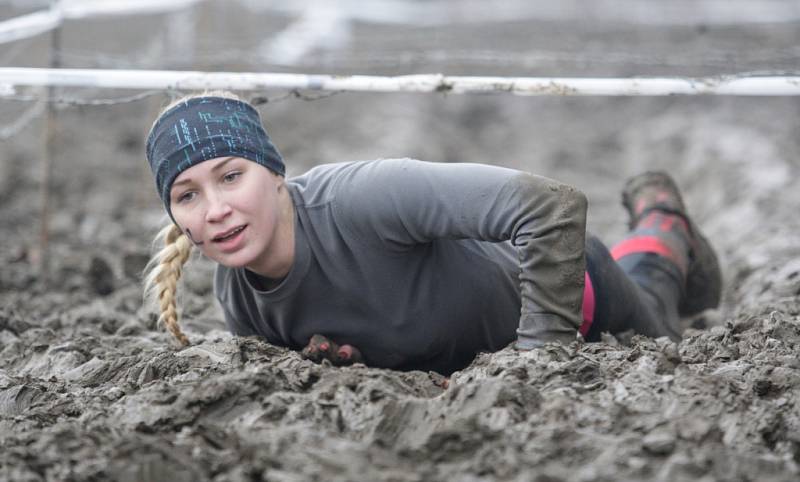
top-left (88, 256), bottom-right (115, 296)
top-left (3, 297), bottom-right (800, 480)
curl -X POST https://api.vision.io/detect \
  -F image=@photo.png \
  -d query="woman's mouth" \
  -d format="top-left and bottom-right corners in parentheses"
top-left (211, 224), bottom-right (247, 251)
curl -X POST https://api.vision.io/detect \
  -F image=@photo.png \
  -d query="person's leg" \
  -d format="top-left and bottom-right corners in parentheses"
top-left (579, 232), bottom-right (685, 342)
top-left (579, 171), bottom-right (721, 342)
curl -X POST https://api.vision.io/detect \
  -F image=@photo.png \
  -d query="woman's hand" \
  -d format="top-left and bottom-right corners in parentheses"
top-left (301, 334), bottom-right (364, 366)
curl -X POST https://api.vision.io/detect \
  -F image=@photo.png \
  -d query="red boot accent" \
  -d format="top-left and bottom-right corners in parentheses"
top-left (610, 235), bottom-right (688, 276)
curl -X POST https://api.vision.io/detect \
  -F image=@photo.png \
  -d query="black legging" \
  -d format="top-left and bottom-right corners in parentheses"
top-left (583, 234), bottom-right (685, 342)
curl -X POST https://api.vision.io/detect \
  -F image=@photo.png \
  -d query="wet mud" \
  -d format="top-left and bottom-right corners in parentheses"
top-left (3, 2), bottom-right (800, 481)
top-left (3, 278), bottom-right (800, 481)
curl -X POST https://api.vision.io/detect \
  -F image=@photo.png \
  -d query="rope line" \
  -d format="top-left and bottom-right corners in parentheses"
top-left (0, 89), bottom-right (165, 106)
top-left (2, 68), bottom-right (800, 96)
top-left (0, 88), bottom-right (340, 107)
top-left (0, 0), bottom-right (204, 45)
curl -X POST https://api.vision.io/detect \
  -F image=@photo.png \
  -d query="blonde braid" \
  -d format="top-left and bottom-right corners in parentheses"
top-left (143, 223), bottom-right (194, 346)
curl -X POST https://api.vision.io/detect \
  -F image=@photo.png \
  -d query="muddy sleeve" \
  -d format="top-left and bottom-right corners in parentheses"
top-left (335, 158), bottom-right (587, 347)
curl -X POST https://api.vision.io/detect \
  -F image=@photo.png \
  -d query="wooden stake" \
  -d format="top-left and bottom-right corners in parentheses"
top-left (38, 19), bottom-right (60, 282)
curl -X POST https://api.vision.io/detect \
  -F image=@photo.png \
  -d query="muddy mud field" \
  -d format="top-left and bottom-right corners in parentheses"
top-left (2, 2), bottom-right (800, 481)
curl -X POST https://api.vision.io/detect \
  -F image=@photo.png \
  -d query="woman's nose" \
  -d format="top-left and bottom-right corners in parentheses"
top-left (205, 192), bottom-right (233, 222)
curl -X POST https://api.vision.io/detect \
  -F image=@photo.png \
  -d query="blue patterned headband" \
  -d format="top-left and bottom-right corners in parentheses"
top-left (145, 96), bottom-right (285, 218)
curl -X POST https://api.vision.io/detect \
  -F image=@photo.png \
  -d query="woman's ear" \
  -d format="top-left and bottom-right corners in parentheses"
top-left (274, 172), bottom-right (286, 191)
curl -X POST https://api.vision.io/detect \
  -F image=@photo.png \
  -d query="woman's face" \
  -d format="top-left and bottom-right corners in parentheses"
top-left (169, 156), bottom-right (287, 272)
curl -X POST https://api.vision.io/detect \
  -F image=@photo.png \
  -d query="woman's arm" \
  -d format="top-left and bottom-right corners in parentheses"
top-left (335, 158), bottom-right (587, 349)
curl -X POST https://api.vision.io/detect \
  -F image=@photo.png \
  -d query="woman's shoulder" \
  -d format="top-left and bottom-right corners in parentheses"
top-left (289, 158), bottom-right (419, 180)
top-left (286, 159), bottom-right (416, 207)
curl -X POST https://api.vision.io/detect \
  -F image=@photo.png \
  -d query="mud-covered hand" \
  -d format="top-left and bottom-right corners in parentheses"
top-left (301, 334), bottom-right (364, 366)
top-left (514, 314), bottom-right (578, 350)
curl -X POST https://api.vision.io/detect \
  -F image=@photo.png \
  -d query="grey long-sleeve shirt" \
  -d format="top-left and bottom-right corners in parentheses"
top-left (214, 158), bottom-right (586, 374)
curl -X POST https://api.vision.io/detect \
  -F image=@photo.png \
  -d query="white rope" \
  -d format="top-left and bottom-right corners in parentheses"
top-left (1, 68), bottom-right (800, 96)
top-left (0, 8), bottom-right (61, 44)
top-left (60, 0), bottom-right (203, 19)
top-left (0, 0), bottom-right (204, 44)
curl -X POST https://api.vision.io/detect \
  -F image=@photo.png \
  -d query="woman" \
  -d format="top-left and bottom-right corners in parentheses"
top-left (144, 92), bottom-right (721, 375)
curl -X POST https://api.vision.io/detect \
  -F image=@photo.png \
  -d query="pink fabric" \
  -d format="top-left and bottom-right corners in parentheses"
top-left (579, 271), bottom-right (595, 337)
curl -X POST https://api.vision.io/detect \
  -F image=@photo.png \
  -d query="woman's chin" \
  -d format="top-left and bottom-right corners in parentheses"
top-left (208, 252), bottom-right (254, 269)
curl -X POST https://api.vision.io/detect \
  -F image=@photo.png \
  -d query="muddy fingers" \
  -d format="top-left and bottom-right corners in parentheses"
top-left (333, 344), bottom-right (364, 366)
top-left (301, 334), bottom-right (364, 366)
top-left (300, 334), bottom-right (338, 363)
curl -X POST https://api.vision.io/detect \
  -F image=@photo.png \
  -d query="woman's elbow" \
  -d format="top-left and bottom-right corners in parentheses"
top-left (516, 173), bottom-right (588, 222)
top-left (561, 183), bottom-right (588, 221)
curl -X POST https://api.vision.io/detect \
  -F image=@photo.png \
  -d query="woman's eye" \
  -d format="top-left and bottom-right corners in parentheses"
top-left (177, 191), bottom-right (196, 203)
top-left (223, 171), bottom-right (241, 183)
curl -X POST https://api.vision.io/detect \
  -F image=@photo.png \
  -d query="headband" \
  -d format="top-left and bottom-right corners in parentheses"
top-left (145, 96), bottom-right (285, 218)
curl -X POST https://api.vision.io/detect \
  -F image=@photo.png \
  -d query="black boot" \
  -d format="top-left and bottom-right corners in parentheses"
top-left (621, 171), bottom-right (722, 315)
